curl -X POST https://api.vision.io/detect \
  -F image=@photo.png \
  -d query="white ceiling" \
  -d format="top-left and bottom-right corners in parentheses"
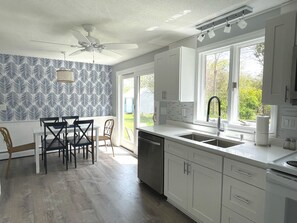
top-left (0, 0), bottom-right (291, 65)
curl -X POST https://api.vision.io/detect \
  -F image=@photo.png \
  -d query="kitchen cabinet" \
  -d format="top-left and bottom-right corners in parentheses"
top-left (222, 206), bottom-right (254, 223)
top-left (154, 47), bottom-right (195, 102)
top-left (164, 140), bottom-right (222, 223)
top-left (222, 158), bottom-right (266, 223)
top-left (262, 11), bottom-right (297, 105)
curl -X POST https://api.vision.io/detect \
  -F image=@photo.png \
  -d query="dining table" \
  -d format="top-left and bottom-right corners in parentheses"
top-left (33, 124), bottom-right (100, 174)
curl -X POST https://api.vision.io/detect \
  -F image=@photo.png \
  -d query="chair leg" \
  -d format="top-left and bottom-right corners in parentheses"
top-left (44, 151), bottom-right (47, 174)
top-left (6, 153), bottom-right (12, 179)
top-left (110, 139), bottom-right (115, 157)
top-left (66, 146), bottom-right (68, 171)
top-left (104, 140), bottom-right (107, 151)
top-left (92, 143), bottom-right (94, 164)
top-left (74, 146), bottom-right (77, 168)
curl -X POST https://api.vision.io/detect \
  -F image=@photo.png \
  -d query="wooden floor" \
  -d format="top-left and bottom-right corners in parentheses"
top-left (0, 147), bottom-right (195, 223)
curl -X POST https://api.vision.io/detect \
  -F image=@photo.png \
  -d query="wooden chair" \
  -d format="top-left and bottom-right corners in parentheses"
top-left (43, 122), bottom-right (68, 174)
top-left (94, 119), bottom-right (115, 157)
top-left (68, 120), bottom-right (94, 168)
top-left (0, 127), bottom-right (35, 178)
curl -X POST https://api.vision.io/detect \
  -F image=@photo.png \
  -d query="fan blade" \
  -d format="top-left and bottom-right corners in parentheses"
top-left (71, 29), bottom-right (90, 44)
top-left (31, 40), bottom-right (81, 48)
top-left (95, 49), bottom-right (122, 58)
top-left (102, 43), bottom-right (138, 50)
top-left (69, 49), bottom-right (85, 56)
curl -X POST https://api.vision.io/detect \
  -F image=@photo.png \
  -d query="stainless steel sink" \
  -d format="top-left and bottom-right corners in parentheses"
top-left (202, 139), bottom-right (241, 148)
top-left (178, 133), bottom-right (242, 148)
top-left (179, 133), bottom-right (214, 142)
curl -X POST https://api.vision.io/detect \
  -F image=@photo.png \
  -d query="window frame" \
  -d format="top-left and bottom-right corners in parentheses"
top-left (194, 30), bottom-right (277, 134)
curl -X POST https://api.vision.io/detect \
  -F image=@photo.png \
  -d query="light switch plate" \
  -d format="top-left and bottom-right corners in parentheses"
top-left (0, 104), bottom-right (6, 111)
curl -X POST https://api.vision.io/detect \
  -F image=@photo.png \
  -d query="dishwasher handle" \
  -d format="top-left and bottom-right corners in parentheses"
top-left (139, 136), bottom-right (161, 146)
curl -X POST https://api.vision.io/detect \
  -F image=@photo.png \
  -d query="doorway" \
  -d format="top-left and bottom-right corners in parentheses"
top-left (118, 63), bottom-right (154, 154)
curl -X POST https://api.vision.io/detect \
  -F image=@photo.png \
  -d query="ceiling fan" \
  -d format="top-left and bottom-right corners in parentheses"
top-left (32, 24), bottom-right (138, 58)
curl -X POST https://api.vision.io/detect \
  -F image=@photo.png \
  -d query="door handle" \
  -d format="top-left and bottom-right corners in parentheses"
top-left (184, 161), bottom-right (187, 174)
top-left (285, 85), bottom-right (289, 102)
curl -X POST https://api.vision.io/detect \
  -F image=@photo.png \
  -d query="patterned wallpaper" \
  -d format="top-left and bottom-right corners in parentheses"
top-left (0, 54), bottom-right (112, 121)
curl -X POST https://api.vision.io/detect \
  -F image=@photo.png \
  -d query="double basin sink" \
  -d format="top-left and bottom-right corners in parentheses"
top-left (178, 133), bottom-right (243, 148)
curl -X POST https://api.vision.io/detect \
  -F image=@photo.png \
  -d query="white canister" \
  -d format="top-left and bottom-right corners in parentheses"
top-left (256, 116), bottom-right (270, 146)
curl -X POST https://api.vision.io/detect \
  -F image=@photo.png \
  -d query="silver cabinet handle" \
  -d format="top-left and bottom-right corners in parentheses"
top-left (233, 194), bottom-right (250, 204)
top-left (187, 163), bottom-right (191, 175)
top-left (184, 161), bottom-right (187, 174)
top-left (138, 137), bottom-right (161, 146)
top-left (235, 169), bottom-right (252, 177)
top-left (285, 85), bottom-right (289, 102)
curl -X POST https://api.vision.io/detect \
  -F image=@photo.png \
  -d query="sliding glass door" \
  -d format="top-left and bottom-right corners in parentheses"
top-left (120, 70), bottom-right (154, 154)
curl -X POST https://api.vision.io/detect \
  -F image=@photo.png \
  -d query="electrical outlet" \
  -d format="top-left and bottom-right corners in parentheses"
top-left (0, 104), bottom-right (6, 111)
top-left (281, 116), bottom-right (297, 130)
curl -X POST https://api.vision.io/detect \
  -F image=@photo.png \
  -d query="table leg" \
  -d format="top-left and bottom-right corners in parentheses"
top-left (34, 133), bottom-right (40, 174)
top-left (95, 127), bottom-right (98, 162)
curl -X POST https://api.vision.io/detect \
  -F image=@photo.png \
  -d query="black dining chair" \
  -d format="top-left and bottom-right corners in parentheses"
top-left (40, 117), bottom-right (60, 159)
top-left (43, 121), bottom-right (68, 174)
top-left (68, 120), bottom-right (94, 168)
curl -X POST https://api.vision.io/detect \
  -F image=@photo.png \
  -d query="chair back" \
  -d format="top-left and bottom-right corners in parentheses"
top-left (43, 122), bottom-right (68, 151)
top-left (72, 120), bottom-right (94, 146)
top-left (0, 127), bottom-right (13, 152)
top-left (62, 116), bottom-right (79, 126)
top-left (40, 117), bottom-right (59, 127)
top-left (104, 119), bottom-right (114, 138)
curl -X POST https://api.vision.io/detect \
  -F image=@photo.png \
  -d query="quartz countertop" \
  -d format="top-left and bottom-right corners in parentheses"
top-left (137, 124), bottom-right (294, 168)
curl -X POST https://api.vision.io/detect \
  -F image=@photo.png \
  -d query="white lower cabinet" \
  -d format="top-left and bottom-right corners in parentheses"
top-left (221, 207), bottom-right (254, 223)
top-left (164, 140), bottom-right (222, 223)
top-left (187, 162), bottom-right (222, 223)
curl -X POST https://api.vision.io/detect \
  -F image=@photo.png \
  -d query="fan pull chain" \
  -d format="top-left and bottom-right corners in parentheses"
top-left (93, 51), bottom-right (95, 64)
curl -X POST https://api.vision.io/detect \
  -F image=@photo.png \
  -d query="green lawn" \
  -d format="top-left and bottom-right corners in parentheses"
top-left (123, 113), bottom-right (154, 141)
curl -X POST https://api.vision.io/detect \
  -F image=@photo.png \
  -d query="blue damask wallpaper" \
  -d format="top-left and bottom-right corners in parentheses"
top-left (0, 54), bottom-right (112, 121)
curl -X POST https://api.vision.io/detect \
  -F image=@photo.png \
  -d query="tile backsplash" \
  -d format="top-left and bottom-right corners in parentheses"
top-left (0, 54), bottom-right (112, 121)
top-left (166, 101), bottom-right (194, 123)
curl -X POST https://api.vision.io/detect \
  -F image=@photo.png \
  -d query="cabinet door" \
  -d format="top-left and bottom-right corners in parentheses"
top-left (166, 48), bottom-right (180, 101)
top-left (164, 152), bottom-right (188, 210)
top-left (262, 11), bottom-right (296, 105)
top-left (154, 51), bottom-right (168, 101)
top-left (188, 162), bottom-right (222, 223)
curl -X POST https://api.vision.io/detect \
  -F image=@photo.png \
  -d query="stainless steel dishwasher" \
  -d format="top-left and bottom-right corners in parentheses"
top-left (138, 131), bottom-right (164, 194)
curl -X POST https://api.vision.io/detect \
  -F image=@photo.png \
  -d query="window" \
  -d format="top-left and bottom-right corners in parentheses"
top-left (197, 37), bottom-right (273, 130)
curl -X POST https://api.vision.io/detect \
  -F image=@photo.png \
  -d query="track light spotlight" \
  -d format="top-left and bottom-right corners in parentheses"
top-left (224, 22), bottom-right (231, 33)
top-left (208, 29), bottom-right (215, 39)
top-left (197, 33), bottom-right (205, 42)
top-left (237, 19), bottom-right (247, 29)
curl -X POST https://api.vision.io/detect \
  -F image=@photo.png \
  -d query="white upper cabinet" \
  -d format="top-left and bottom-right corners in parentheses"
top-left (154, 47), bottom-right (195, 102)
top-left (262, 11), bottom-right (297, 105)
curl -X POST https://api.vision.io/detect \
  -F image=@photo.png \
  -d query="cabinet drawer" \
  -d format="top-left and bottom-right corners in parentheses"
top-left (189, 148), bottom-right (222, 172)
top-left (222, 175), bottom-right (265, 223)
top-left (224, 158), bottom-right (266, 189)
top-left (165, 140), bottom-right (188, 160)
top-left (222, 206), bottom-right (254, 223)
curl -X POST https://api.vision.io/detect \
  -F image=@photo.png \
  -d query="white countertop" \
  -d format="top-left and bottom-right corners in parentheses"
top-left (138, 124), bottom-right (294, 168)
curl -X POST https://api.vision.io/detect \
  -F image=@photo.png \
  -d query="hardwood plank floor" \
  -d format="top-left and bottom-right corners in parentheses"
top-left (0, 147), bottom-right (195, 223)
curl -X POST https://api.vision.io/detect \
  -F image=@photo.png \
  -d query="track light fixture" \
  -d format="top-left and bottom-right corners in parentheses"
top-left (224, 20), bottom-right (232, 33)
top-left (195, 5), bottom-right (252, 42)
top-left (197, 32), bottom-right (205, 42)
top-left (208, 25), bottom-right (216, 39)
top-left (237, 18), bottom-right (247, 29)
